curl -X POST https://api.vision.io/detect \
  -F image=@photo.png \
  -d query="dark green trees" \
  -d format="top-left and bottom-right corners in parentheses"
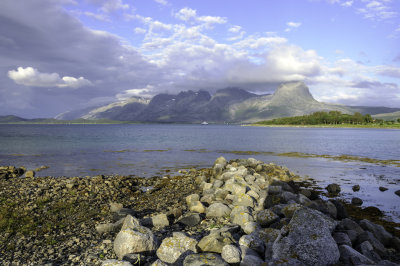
top-left (256, 111), bottom-right (379, 125)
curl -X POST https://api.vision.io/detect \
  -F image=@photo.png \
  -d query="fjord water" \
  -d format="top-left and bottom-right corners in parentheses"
top-left (0, 124), bottom-right (399, 221)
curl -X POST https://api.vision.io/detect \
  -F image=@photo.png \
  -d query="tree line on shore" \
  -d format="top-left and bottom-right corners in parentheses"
top-left (255, 111), bottom-right (400, 126)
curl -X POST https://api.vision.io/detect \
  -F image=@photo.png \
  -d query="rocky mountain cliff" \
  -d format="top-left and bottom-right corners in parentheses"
top-left (55, 82), bottom-right (400, 123)
top-left (229, 82), bottom-right (353, 123)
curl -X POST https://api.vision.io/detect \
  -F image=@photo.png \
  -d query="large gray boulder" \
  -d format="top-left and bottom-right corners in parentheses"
top-left (333, 232), bottom-right (352, 247)
top-left (206, 203), bottom-right (231, 218)
top-left (281, 203), bottom-right (303, 219)
top-left (198, 230), bottom-right (235, 253)
top-left (272, 208), bottom-right (339, 265)
top-left (256, 209), bottom-right (279, 227)
top-left (339, 245), bottom-right (374, 265)
top-left (156, 232), bottom-right (198, 264)
top-left (230, 206), bottom-right (254, 227)
top-left (113, 227), bottom-right (158, 260)
top-left (239, 233), bottom-right (265, 255)
top-left (234, 193), bottom-right (256, 208)
top-left (359, 219), bottom-right (392, 246)
top-left (240, 254), bottom-right (265, 266)
top-left (356, 231), bottom-right (387, 257)
top-left (358, 241), bottom-right (382, 262)
top-left (253, 228), bottom-right (280, 260)
top-left (240, 246), bottom-right (264, 266)
top-left (337, 218), bottom-right (364, 234)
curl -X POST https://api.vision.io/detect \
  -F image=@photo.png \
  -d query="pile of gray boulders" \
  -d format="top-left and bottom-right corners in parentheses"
top-left (99, 157), bottom-right (400, 266)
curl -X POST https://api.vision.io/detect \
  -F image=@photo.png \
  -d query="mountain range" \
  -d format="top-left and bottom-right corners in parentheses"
top-left (1, 82), bottom-right (398, 124)
top-left (54, 82), bottom-right (400, 123)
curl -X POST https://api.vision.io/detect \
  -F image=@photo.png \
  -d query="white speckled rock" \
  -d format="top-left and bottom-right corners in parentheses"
top-left (186, 194), bottom-right (200, 206)
top-left (189, 201), bottom-right (206, 213)
top-left (113, 226), bottom-right (157, 260)
top-left (151, 213), bottom-right (169, 228)
top-left (272, 208), bottom-right (339, 266)
top-left (242, 221), bottom-right (258, 234)
top-left (222, 245), bottom-right (241, 264)
top-left (206, 203), bottom-right (231, 218)
top-left (156, 232), bottom-right (198, 264)
top-left (121, 215), bottom-right (140, 230)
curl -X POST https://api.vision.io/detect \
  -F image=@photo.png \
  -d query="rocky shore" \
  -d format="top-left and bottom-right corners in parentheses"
top-left (0, 158), bottom-right (399, 265)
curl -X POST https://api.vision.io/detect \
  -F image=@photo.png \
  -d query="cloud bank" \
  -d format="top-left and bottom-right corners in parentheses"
top-left (0, 0), bottom-right (399, 117)
top-left (8, 67), bottom-right (92, 88)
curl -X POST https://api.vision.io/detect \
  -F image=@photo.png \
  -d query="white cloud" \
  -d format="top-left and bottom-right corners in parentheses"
top-left (134, 27), bottom-right (146, 34)
top-left (174, 7), bottom-right (197, 21)
top-left (228, 25), bottom-right (242, 33)
top-left (116, 85), bottom-right (154, 99)
top-left (374, 65), bottom-right (400, 78)
top-left (285, 21), bottom-right (302, 32)
top-left (357, 0), bottom-right (397, 20)
top-left (234, 35), bottom-right (288, 49)
top-left (151, 20), bottom-right (173, 31)
top-left (2, 0), bottom-right (400, 117)
top-left (287, 22), bottom-right (302, 28)
top-left (100, 0), bottom-right (129, 13)
top-left (154, 0), bottom-right (168, 5)
top-left (197, 15), bottom-right (227, 25)
top-left (174, 7), bottom-right (227, 26)
top-left (8, 67), bottom-right (92, 88)
top-left (227, 31), bottom-right (246, 41)
top-left (341, 1), bottom-right (354, 7)
top-left (84, 11), bottom-right (110, 22)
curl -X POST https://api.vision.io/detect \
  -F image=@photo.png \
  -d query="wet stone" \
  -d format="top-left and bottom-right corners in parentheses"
top-left (351, 197), bottom-right (363, 206)
top-left (326, 183), bottom-right (341, 195)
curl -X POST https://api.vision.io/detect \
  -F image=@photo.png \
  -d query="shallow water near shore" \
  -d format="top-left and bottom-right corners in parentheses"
top-left (0, 124), bottom-right (399, 222)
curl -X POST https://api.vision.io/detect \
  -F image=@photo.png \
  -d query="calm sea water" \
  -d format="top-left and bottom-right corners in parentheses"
top-left (0, 124), bottom-right (399, 221)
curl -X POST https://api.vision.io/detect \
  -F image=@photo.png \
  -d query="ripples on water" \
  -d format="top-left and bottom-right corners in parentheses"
top-left (0, 124), bottom-right (399, 221)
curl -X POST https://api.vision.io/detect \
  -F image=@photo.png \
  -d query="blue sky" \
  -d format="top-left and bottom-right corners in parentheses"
top-left (0, 0), bottom-right (399, 117)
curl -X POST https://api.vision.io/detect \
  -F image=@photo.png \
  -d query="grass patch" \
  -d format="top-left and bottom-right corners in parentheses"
top-left (0, 194), bottom-right (102, 248)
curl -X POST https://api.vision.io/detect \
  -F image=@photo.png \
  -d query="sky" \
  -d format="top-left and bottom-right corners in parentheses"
top-left (0, 0), bottom-right (399, 118)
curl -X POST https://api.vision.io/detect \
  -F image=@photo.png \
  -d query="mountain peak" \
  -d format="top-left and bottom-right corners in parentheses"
top-left (270, 81), bottom-right (316, 105)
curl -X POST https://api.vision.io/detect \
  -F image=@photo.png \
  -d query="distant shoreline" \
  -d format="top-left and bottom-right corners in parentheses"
top-left (248, 123), bottom-right (400, 129)
top-left (1, 121), bottom-right (400, 129)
